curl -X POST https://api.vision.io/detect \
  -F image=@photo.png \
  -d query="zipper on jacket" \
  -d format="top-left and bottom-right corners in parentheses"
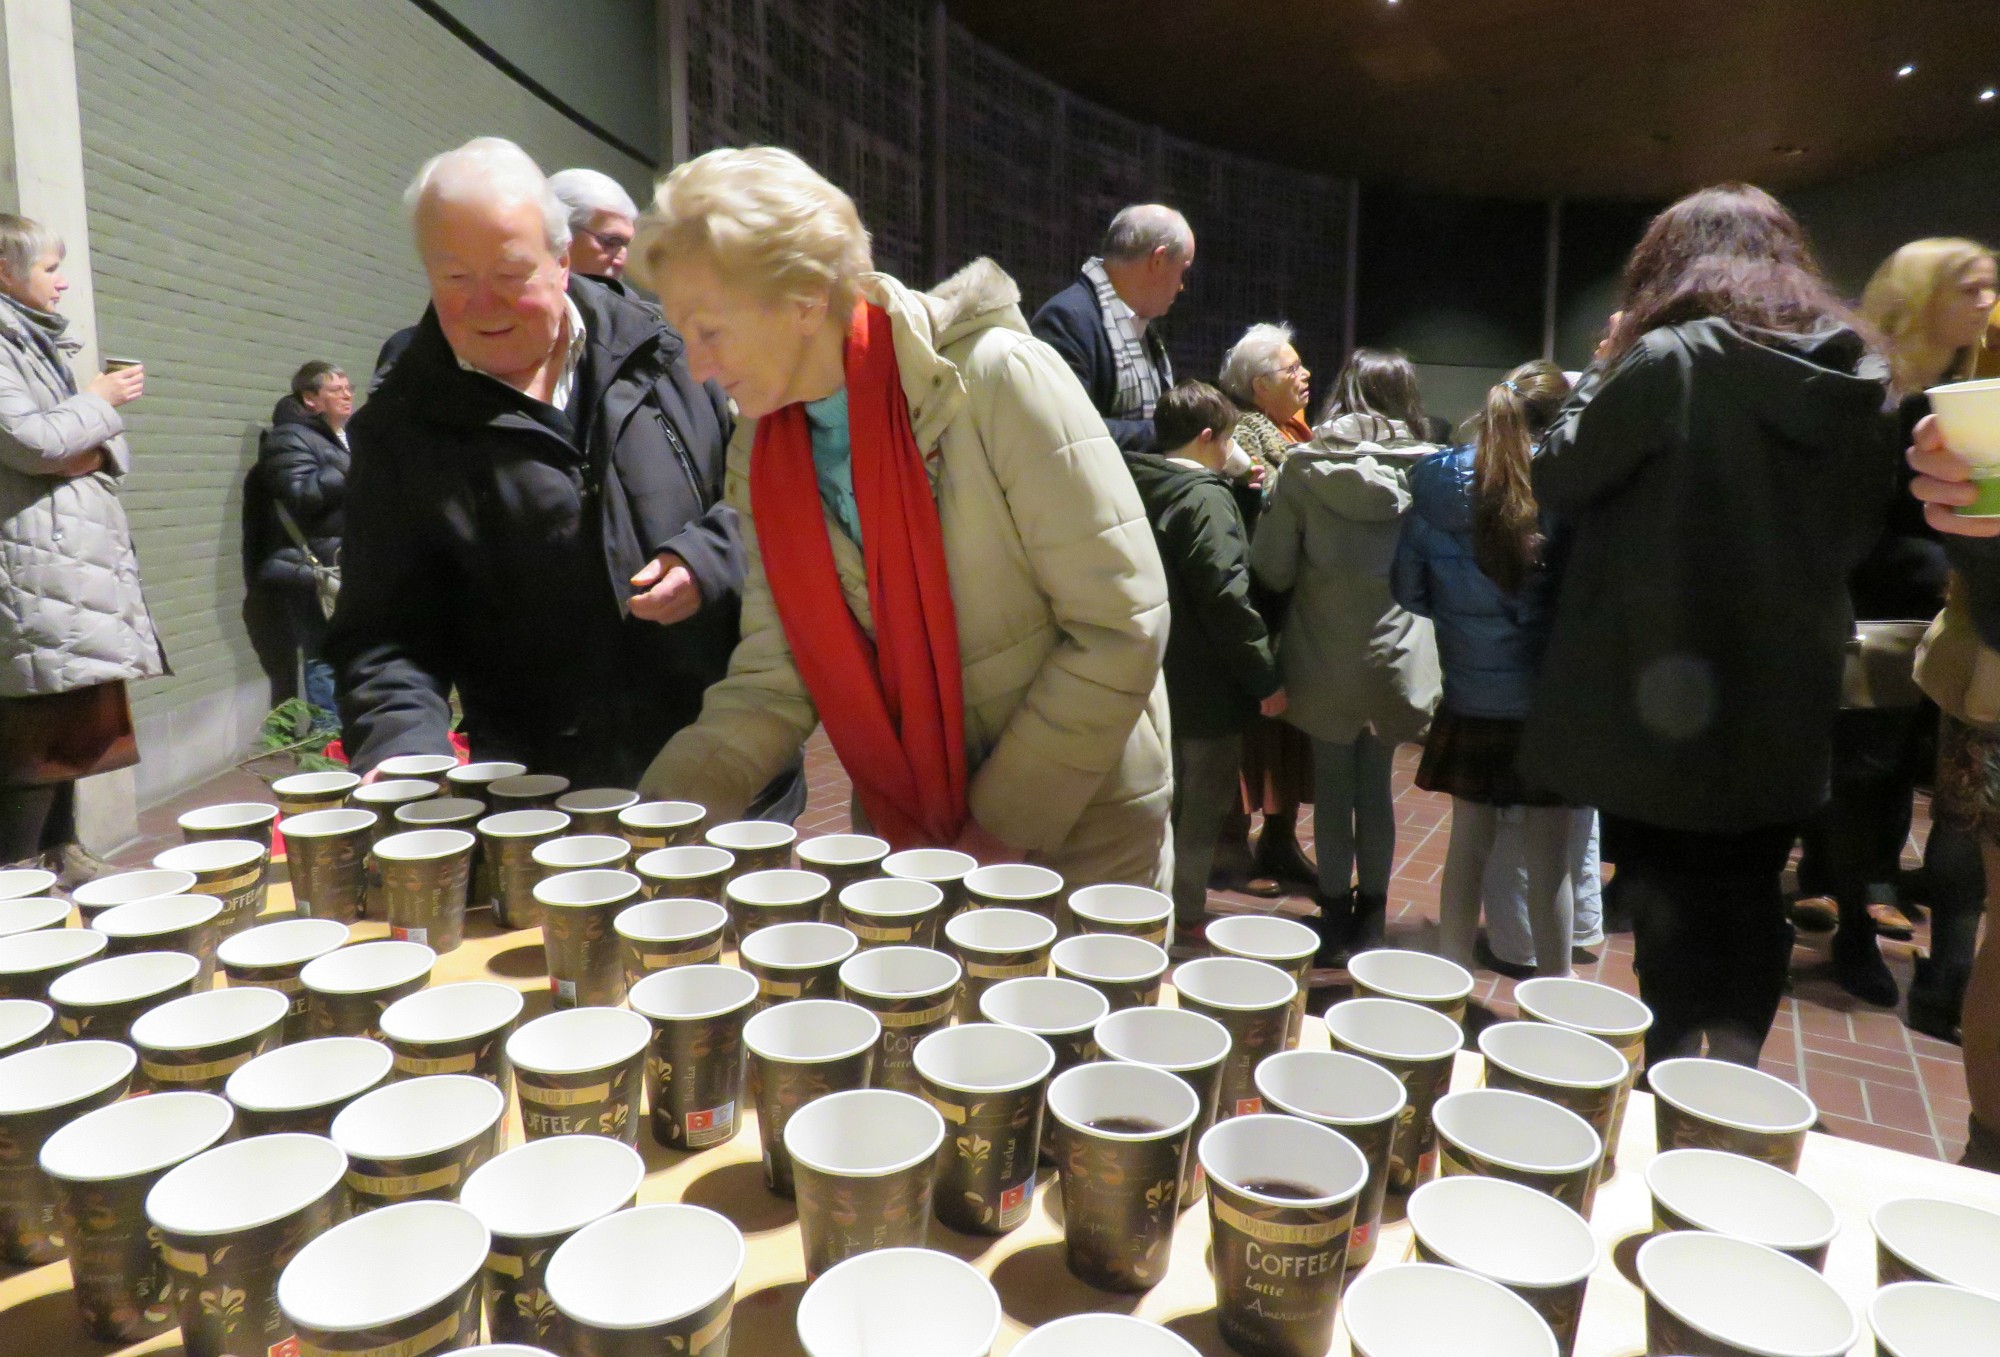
top-left (655, 407), bottom-right (713, 513)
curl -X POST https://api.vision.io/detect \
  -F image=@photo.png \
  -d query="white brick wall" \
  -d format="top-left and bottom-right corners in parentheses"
top-left (68, 0), bottom-right (653, 805)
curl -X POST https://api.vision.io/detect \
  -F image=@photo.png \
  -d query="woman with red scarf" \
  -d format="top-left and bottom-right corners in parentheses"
top-left (634, 148), bottom-right (1172, 890)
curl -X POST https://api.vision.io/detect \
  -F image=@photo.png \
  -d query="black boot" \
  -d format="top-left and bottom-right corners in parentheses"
top-left (1830, 915), bottom-right (1899, 1007)
top-left (1906, 955), bottom-right (1966, 1045)
top-left (1312, 891), bottom-right (1354, 967)
top-left (1255, 814), bottom-right (1319, 888)
top-left (1352, 891), bottom-right (1389, 952)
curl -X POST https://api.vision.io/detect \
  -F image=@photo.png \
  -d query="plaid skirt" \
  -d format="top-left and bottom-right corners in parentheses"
top-left (0, 681), bottom-right (138, 787)
top-left (1935, 713), bottom-right (2000, 840)
top-left (1415, 708), bottom-right (1567, 808)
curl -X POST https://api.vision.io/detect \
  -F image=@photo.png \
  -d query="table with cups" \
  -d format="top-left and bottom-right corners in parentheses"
top-left (2, 794), bottom-right (1999, 1357)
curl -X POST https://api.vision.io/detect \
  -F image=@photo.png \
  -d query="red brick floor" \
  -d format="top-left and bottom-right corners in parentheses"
top-left (128, 732), bottom-right (1976, 1163)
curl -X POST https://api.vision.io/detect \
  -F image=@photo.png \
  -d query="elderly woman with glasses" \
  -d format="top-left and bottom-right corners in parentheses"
top-left (633, 147), bottom-right (1173, 889)
top-left (1220, 322), bottom-right (1313, 488)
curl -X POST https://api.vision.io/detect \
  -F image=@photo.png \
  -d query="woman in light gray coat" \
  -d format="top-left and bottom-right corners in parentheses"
top-left (0, 214), bottom-right (161, 869)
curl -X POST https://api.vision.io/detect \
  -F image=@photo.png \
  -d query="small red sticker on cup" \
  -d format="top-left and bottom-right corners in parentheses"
top-left (684, 1102), bottom-right (735, 1146)
top-left (1350, 1220), bottom-right (1375, 1251)
top-left (1235, 1097), bottom-right (1262, 1116)
top-left (999, 1182), bottom-right (1028, 1214)
top-left (391, 925), bottom-right (427, 945)
top-left (269, 1338), bottom-right (300, 1357)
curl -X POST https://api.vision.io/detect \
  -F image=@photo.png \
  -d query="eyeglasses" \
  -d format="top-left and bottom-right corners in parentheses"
top-left (1275, 362), bottom-right (1309, 378)
top-left (574, 224), bottom-right (633, 255)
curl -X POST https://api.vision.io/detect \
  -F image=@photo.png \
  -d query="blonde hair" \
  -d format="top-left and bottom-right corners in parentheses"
top-left (631, 147), bottom-right (873, 311)
top-left (0, 214), bottom-right (63, 284)
top-left (1862, 237), bottom-right (1996, 395)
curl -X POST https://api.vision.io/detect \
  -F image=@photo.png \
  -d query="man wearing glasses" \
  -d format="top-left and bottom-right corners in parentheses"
top-left (549, 168), bottom-right (638, 282)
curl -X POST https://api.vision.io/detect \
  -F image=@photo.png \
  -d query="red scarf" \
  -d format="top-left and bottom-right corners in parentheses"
top-left (749, 301), bottom-right (969, 849)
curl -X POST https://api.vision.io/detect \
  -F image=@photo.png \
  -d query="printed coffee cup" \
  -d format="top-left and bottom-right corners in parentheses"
top-left (0, 997), bottom-right (54, 1054)
top-left (395, 795), bottom-right (487, 835)
top-left (963, 863), bottom-right (1064, 920)
top-left (1051, 932), bottom-right (1169, 1012)
top-left (1325, 996), bottom-right (1463, 1194)
top-left (1045, 1059), bottom-right (1200, 1292)
top-left (277, 1199), bottom-right (490, 1356)
top-left (1068, 883), bottom-right (1174, 947)
top-left (740, 920), bottom-right (858, 1010)
top-left (380, 980), bottom-right (524, 1090)
top-left (1207, 914), bottom-right (1319, 1044)
top-left (301, 938), bottom-right (437, 1039)
top-left (1199, 1112), bottom-right (1368, 1357)
top-left (1480, 1020), bottom-right (1627, 1187)
top-left (1408, 1174), bottom-right (1598, 1357)
top-left (1872, 1196), bottom-right (2000, 1291)
top-left (0, 924), bottom-right (108, 999)
top-left (49, 949), bottom-right (202, 1042)
top-left (146, 1133), bottom-right (349, 1357)
top-left (489, 773), bottom-right (571, 813)
top-left (272, 769), bottom-right (362, 817)
top-left (727, 867), bottom-right (832, 941)
top-left (978, 975), bottom-right (1108, 1083)
top-left (785, 1087), bottom-right (945, 1279)
top-left (1636, 1230), bottom-right (1858, 1357)
top-left (1514, 976), bottom-right (1651, 1154)
top-left (546, 1202), bottom-right (744, 1356)
top-left (0, 1039), bottom-right (137, 1264)
top-left (226, 1035), bottom-right (394, 1136)
top-left (615, 799), bottom-right (707, 852)
top-left (534, 834), bottom-right (634, 879)
top-left (1253, 1049), bottom-right (1406, 1266)
top-left (613, 897), bottom-right (729, 987)
top-left (0, 895), bottom-right (70, 937)
top-left (94, 890), bottom-right (225, 985)
top-left (331, 1073), bottom-right (506, 1210)
top-left (375, 828), bottom-right (477, 953)
top-left (1646, 1148), bottom-right (1839, 1271)
top-left (0, 865), bottom-right (57, 901)
top-left (634, 844), bottom-right (733, 903)
top-left (460, 1135), bottom-right (645, 1348)
top-left (131, 986), bottom-right (290, 1092)
top-left (706, 819), bottom-right (798, 879)
top-left (742, 998), bottom-right (880, 1196)
top-left (507, 1006), bottom-right (651, 1145)
top-left (179, 801), bottom-right (281, 852)
top-left (374, 754), bottom-right (461, 781)
top-left (280, 812), bottom-right (376, 928)
top-left (882, 848), bottom-right (977, 917)
top-left (552, 787), bottom-right (640, 837)
top-left (795, 1246), bottom-right (1000, 1357)
top-left (155, 839), bottom-right (269, 936)
top-left (39, 1089), bottom-right (236, 1341)
top-left (796, 833), bottom-right (892, 898)
top-left (1344, 1261), bottom-right (1559, 1357)
top-left (218, 916), bottom-right (351, 1040)
top-left (913, 1022), bottom-right (1054, 1235)
top-left (1172, 956), bottom-right (1297, 1118)
top-left (629, 963), bottom-right (760, 1150)
top-left (350, 781), bottom-right (440, 918)
top-left (537, 868), bottom-right (644, 1007)
top-left (1649, 1057), bottom-right (1816, 1172)
top-left (1094, 1004), bottom-right (1230, 1206)
top-left (1349, 948), bottom-right (1475, 1025)
top-left (71, 866), bottom-right (197, 924)
top-left (477, 809), bottom-right (571, 929)
top-left (1871, 1281), bottom-right (2000, 1357)
top-left (1013, 1313), bottom-right (1200, 1355)
top-left (445, 761), bottom-right (528, 808)
top-left (1433, 1088), bottom-right (1601, 1214)
top-left (838, 876), bottom-right (947, 950)
top-left (838, 944), bottom-right (962, 1094)
top-left (945, 906), bottom-right (1056, 1021)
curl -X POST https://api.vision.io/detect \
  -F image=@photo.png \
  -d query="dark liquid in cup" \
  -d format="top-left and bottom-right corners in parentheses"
top-left (1234, 1179), bottom-right (1323, 1201)
top-left (1084, 1115), bottom-right (1167, 1135)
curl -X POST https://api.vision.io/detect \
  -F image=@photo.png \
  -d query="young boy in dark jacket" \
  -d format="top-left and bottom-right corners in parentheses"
top-left (1125, 381), bottom-right (1286, 936)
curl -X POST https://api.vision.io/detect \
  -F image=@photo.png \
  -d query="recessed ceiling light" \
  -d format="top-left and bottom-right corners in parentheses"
top-left (1897, 63), bottom-right (1916, 78)
top-left (1772, 144), bottom-right (1807, 157)
top-left (1983, 87), bottom-right (1998, 103)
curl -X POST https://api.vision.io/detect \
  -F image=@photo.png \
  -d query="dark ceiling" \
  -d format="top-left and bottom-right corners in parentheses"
top-left (942, 0), bottom-right (2000, 200)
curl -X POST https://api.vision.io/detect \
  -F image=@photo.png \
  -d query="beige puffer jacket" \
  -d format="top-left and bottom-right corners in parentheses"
top-left (642, 259), bottom-right (1174, 890)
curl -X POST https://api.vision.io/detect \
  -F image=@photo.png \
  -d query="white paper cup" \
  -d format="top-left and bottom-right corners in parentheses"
top-left (92, 891), bottom-right (226, 983)
top-left (506, 1006), bottom-right (652, 1144)
top-left (912, 1022), bottom-right (1055, 1233)
top-left (1254, 1048), bottom-right (1408, 1265)
top-left (796, 1245), bottom-right (1000, 1357)
top-left (838, 944), bottom-right (963, 1093)
top-left (634, 844), bottom-right (735, 902)
top-left (546, 1202), bottom-right (745, 1350)
top-left (963, 863), bottom-right (1065, 914)
top-left (1514, 976), bottom-right (1652, 1147)
top-left (883, 848), bottom-right (978, 914)
top-left (742, 998), bottom-right (883, 1195)
top-left (1205, 913), bottom-right (1317, 1039)
top-left (706, 818), bottom-right (799, 875)
top-left (0, 924), bottom-right (108, 999)
top-left (945, 905), bottom-right (1057, 1020)
top-left (1172, 955), bottom-right (1297, 1117)
top-left (1349, 948), bottom-right (1475, 1021)
top-left (226, 1035), bottom-right (395, 1136)
top-left (375, 754), bottom-right (462, 780)
top-left (153, 840), bottom-right (269, 936)
top-left (536, 868), bottom-right (644, 1008)
top-left (1406, 1175), bottom-right (1597, 1356)
top-left (739, 920), bottom-right (859, 1008)
top-left (0, 866), bottom-right (57, 901)
top-left (551, 787), bottom-right (640, 833)
top-left (130, 986), bottom-right (291, 1092)
top-left (1636, 1230), bottom-right (1858, 1357)
top-left (445, 761), bottom-right (528, 806)
top-left (300, 939), bottom-right (437, 1039)
top-left (839, 876), bottom-right (947, 949)
top-left (1647, 1148), bottom-right (1840, 1269)
top-left (629, 963), bottom-right (760, 1149)
top-left (219, 915), bottom-right (352, 1040)
top-left (277, 1199), bottom-right (490, 1356)
top-left (272, 769), bottom-right (363, 814)
top-left (1873, 1196), bottom-right (2000, 1292)
top-left (1012, 1314), bottom-right (1200, 1356)
top-left (532, 834), bottom-right (633, 874)
top-left (979, 975), bottom-right (1109, 1082)
top-left (616, 799), bottom-right (707, 851)
top-left (1051, 932), bottom-right (1169, 1011)
top-left (785, 1087), bottom-right (946, 1277)
top-left (1094, 1004), bottom-right (1233, 1204)
top-left (0, 997), bottom-right (53, 1054)
top-left (1067, 883), bottom-right (1175, 947)
top-left (48, 950), bottom-right (202, 1042)
top-left (1044, 1059), bottom-right (1201, 1290)
top-left (0, 1039), bottom-right (138, 1264)
top-left (1325, 997), bottom-right (1465, 1193)
top-left (178, 800), bottom-right (281, 847)
top-left (1431, 1088), bottom-right (1601, 1214)
top-left (613, 897), bottom-right (729, 986)
top-left (1649, 1057), bottom-right (1818, 1171)
top-left (72, 867), bottom-right (197, 921)
top-left (1345, 1262), bottom-right (1558, 1357)
top-left (1870, 1280), bottom-right (2000, 1357)
top-left (379, 981), bottom-right (524, 1088)
top-left (727, 867), bottom-right (832, 940)
top-left (331, 1074), bottom-right (507, 1209)
top-left (0, 895), bottom-right (70, 938)
top-left (796, 833), bottom-right (892, 895)
top-left (1479, 1020), bottom-right (1628, 1181)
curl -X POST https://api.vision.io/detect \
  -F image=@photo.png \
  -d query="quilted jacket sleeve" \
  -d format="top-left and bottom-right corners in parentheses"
top-left (0, 349), bottom-right (122, 475)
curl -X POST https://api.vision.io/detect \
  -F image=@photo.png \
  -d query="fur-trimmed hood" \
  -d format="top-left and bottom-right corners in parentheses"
top-left (861, 257), bottom-right (1027, 452)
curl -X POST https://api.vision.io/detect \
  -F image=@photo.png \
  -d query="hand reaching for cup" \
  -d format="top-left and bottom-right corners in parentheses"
top-left (86, 365), bottom-right (144, 407)
top-left (629, 551), bottom-right (702, 624)
top-left (1908, 414), bottom-right (2000, 538)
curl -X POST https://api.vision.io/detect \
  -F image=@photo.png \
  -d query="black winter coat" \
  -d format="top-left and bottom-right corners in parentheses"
top-left (326, 276), bottom-right (743, 786)
top-left (245, 396), bottom-right (346, 594)
top-left (1030, 275), bottom-right (1167, 453)
top-left (1519, 318), bottom-right (1898, 833)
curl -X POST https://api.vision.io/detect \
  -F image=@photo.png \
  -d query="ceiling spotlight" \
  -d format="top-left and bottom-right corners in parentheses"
top-left (1983, 87), bottom-right (1998, 103)
top-left (1897, 63), bottom-right (1916, 78)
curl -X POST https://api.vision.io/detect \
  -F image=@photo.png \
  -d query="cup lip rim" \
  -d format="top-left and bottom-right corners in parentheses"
top-left (1198, 1111), bottom-right (1370, 1208)
top-left (224, 1036), bottom-right (394, 1111)
top-left (782, 1087), bottom-right (946, 1177)
top-left (1348, 947), bottom-right (1476, 1002)
top-left (145, 1131), bottom-right (349, 1236)
top-left (1252, 1048), bottom-right (1408, 1123)
top-left (532, 868), bottom-right (643, 908)
top-left (1325, 996), bottom-right (1466, 1061)
top-left (837, 945), bottom-right (963, 999)
top-left (795, 833), bottom-right (892, 866)
top-left (130, 985), bottom-right (291, 1051)
top-left (945, 906), bottom-right (1059, 952)
top-left (726, 868), bottom-right (832, 908)
top-left (73, 867), bottom-right (201, 907)
top-left (617, 799), bottom-right (707, 829)
top-left (796, 1246), bottom-right (1000, 1353)
top-left (1928, 375), bottom-right (2000, 396)
top-left (1870, 1196), bottom-right (2000, 1283)
top-left (737, 922), bottom-right (860, 973)
top-left (279, 807), bottom-right (380, 837)
top-left (0, 996), bottom-right (54, 1045)
top-left (1433, 1087), bottom-right (1602, 1175)
top-left (331, 1073), bottom-right (507, 1158)
top-left (977, 976), bottom-right (1110, 1035)
top-left (0, 866), bottom-right (59, 900)
top-left (372, 828), bottom-right (477, 860)
top-left (394, 797), bottom-right (487, 824)
top-left (1406, 1174), bottom-right (1600, 1285)
top-left (961, 862), bottom-right (1065, 899)
top-left (176, 802), bottom-right (281, 829)
top-left (1513, 976), bottom-right (1653, 1038)
top-left (613, 897), bottom-right (730, 943)
top-left (39, 1088), bottom-right (237, 1183)
top-left (271, 770), bottom-right (363, 794)
top-left (1648, 1057), bottom-right (1818, 1134)
top-left (0, 924), bottom-right (107, 971)
top-left (488, 773), bottom-right (571, 797)
top-left (300, 939), bottom-right (435, 993)
top-left (1092, 1005), bottom-right (1232, 1071)
top-left (277, 1199), bottom-right (490, 1333)
top-left (1067, 883), bottom-right (1173, 923)
top-left (1478, 1020), bottom-right (1629, 1090)
top-left (913, 1021), bottom-right (1056, 1093)
top-left (635, 845), bottom-right (735, 877)
top-left (151, 839), bottom-right (267, 875)
top-left (742, 998), bottom-right (882, 1062)
top-left (1644, 1149), bottom-right (1839, 1249)
top-left (628, 962), bottom-right (763, 1021)
top-left (445, 761), bottom-right (528, 783)
top-left (545, 1202), bottom-right (745, 1330)
top-left (476, 808), bottom-right (573, 837)
top-left (1050, 933), bottom-right (1170, 983)
top-left (460, 1136), bottom-right (647, 1240)
top-left (1009, 1312), bottom-right (1199, 1352)
top-left (217, 917), bottom-right (352, 969)
top-left (378, 981), bottom-right (526, 1044)
top-left (1344, 1261), bottom-right (1561, 1357)
top-left (704, 820), bottom-right (799, 850)
top-left (347, 778), bottom-right (440, 805)
top-left (530, 837), bottom-right (633, 870)
top-left (373, 754), bottom-right (462, 776)
top-left (507, 1006), bottom-right (652, 1073)
top-left (1202, 912), bottom-right (1318, 961)
top-left (0, 1037), bottom-right (137, 1114)
top-left (1046, 1059), bottom-right (1201, 1139)
top-left (1171, 956), bottom-right (1298, 1010)
top-left (1868, 1280), bottom-right (2000, 1346)
top-left (1635, 1231), bottom-right (1859, 1357)
top-left (0, 896), bottom-right (72, 936)
top-left (838, 876), bottom-right (944, 916)
top-left (881, 847), bottom-right (978, 882)
top-left (554, 787), bottom-right (642, 813)
top-left (49, 949), bottom-right (202, 1006)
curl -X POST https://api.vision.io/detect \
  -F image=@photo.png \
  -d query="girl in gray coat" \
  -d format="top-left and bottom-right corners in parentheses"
top-left (0, 214), bottom-right (161, 870)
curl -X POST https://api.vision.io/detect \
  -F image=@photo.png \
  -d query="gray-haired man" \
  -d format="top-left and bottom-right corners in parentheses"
top-left (548, 167), bottom-right (639, 281)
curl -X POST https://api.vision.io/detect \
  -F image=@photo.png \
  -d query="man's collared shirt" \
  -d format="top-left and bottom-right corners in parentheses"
top-left (454, 294), bottom-right (588, 411)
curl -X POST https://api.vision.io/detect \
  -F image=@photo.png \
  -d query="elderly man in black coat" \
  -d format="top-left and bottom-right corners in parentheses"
top-left (327, 136), bottom-right (800, 808)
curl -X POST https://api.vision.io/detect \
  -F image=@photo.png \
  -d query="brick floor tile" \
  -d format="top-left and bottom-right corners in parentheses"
top-left (1866, 1084), bottom-right (1939, 1137)
top-left (1801, 1048), bottom-right (1921, 1091)
top-left (1800, 1032), bottom-right (1920, 1074)
top-left (1817, 1112), bottom-right (1939, 1159)
top-left (1800, 1069), bottom-right (1867, 1120)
